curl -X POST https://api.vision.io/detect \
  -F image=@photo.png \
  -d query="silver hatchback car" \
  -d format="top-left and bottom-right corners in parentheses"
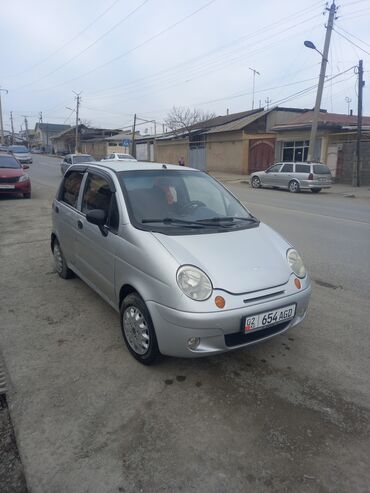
top-left (250, 162), bottom-right (332, 193)
top-left (51, 161), bottom-right (311, 364)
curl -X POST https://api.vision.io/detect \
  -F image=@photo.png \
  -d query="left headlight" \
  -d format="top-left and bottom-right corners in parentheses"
top-left (176, 265), bottom-right (213, 301)
top-left (287, 248), bottom-right (306, 278)
top-left (18, 174), bottom-right (29, 182)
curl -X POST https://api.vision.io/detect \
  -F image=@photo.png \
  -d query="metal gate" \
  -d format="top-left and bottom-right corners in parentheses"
top-left (189, 134), bottom-right (206, 170)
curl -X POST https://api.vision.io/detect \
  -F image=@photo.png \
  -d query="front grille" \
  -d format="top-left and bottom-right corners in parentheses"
top-left (0, 176), bottom-right (18, 183)
top-left (224, 321), bottom-right (290, 347)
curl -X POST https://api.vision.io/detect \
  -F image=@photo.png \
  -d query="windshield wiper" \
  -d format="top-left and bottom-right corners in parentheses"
top-left (141, 217), bottom-right (223, 228)
top-left (196, 216), bottom-right (259, 224)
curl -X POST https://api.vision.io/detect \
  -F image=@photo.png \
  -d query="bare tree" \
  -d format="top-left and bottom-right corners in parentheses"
top-left (164, 106), bottom-right (216, 135)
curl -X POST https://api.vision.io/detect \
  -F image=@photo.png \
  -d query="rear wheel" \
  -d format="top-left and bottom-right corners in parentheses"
top-left (53, 239), bottom-right (73, 279)
top-left (120, 293), bottom-right (160, 365)
top-left (288, 180), bottom-right (300, 193)
top-left (251, 176), bottom-right (261, 188)
top-left (311, 188), bottom-right (322, 193)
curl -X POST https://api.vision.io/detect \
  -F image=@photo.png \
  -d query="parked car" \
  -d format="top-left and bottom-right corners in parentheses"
top-left (8, 145), bottom-right (33, 164)
top-left (250, 162), bottom-right (332, 193)
top-left (51, 161), bottom-right (311, 364)
top-left (101, 152), bottom-right (137, 161)
top-left (0, 145), bottom-right (8, 153)
top-left (0, 153), bottom-right (31, 198)
top-left (60, 154), bottom-right (94, 175)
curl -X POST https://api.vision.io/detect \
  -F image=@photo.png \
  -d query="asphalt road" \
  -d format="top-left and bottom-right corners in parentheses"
top-left (1, 154), bottom-right (369, 492)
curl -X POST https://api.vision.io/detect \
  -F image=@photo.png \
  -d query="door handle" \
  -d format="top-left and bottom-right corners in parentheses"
top-left (77, 220), bottom-right (83, 230)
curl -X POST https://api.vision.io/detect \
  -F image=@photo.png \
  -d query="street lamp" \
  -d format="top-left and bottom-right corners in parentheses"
top-left (304, 40), bottom-right (327, 61)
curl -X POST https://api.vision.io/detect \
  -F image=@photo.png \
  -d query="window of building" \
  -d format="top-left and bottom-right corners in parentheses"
top-left (282, 140), bottom-right (309, 162)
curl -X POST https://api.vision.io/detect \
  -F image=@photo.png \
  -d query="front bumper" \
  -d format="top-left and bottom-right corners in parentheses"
top-left (0, 180), bottom-right (31, 195)
top-left (147, 283), bottom-right (311, 358)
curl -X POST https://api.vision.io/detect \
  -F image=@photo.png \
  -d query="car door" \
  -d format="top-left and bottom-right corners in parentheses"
top-left (53, 169), bottom-right (85, 268)
top-left (74, 170), bottom-right (120, 303)
top-left (277, 162), bottom-right (294, 188)
top-left (262, 164), bottom-right (283, 186)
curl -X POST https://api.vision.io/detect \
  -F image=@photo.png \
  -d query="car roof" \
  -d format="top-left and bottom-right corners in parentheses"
top-left (86, 160), bottom-right (199, 173)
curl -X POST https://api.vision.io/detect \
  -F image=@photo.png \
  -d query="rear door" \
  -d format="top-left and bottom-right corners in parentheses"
top-left (53, 168), bottom-right (85, 267)
top-left (294, 163), bottom-right (311, 186)
top-left (278, 162), bottom-right (294, 188)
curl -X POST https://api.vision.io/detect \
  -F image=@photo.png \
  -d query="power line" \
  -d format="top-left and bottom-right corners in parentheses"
top-left (14, 0), bottom-right (150, 91)
top-left (333, 28), bottom-right (370, 56)
top-left (16, 0), bottom-right (222, 93)
top-left (4, 0), bottom-right (121, 79)
top-left (335, 25), bottom-right (370, 47)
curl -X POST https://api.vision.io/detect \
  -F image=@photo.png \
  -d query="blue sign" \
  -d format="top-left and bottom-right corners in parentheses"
top-left (122, 139), bottom-right (131, 147)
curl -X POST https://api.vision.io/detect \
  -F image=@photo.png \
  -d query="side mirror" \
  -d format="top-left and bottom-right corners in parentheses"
top-left (86, 209), bottom-right (108, 236)
top-left (22, 164), bottom-right (29, 170)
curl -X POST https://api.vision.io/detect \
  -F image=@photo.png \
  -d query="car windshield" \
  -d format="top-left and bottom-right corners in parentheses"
top-left (313, 164), bottom-right (331, 174)
top-left (118, 169), bottom-right (258, 235)
top-left (0, 156), bottom-right (21, 169)
top-left (74, 155), bottom-right (93, 163)
top-left (9, 146), bottom-right (28, 153)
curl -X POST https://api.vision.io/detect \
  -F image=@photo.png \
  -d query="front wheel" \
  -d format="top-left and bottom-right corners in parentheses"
top-left (251, 176), bottom-right (261, 188)
top-left (120, 293), bottom-right (160, 365)
top-left (23, 192), bottom-right (31, 199)
top-left (311, 188), bottom-right (322, 193)
top-left (288, 180), bottom-right (300, 193)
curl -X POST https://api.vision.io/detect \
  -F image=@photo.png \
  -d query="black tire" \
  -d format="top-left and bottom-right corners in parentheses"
top-left (53, 239), bottom-right (73, 279)
top-left (120, 293), bottom-right (160, 365)
top-left (251, 176), bottom-right (261, 188)
top-left (23, 192), bottom-right (31, 199)
top-left (288, 180), bottom-right (300, 193)
top-left (311, 188), bottom-right (322, 193)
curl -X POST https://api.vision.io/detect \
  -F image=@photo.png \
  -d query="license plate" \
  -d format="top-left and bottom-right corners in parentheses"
top-left (0, 185), bottom-right (15, 189)
top-left (244, 304), bottom-right (296, 333)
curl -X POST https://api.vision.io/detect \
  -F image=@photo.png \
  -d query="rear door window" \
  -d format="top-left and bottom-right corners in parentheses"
top-left (59, 171), bottom-right (84, 208)
top-left (295, 164), bottom-right (310, 173)
top-left (313, 164), bottom-right (331, 174)
top-left (281, 163), bottom-right (293, 172)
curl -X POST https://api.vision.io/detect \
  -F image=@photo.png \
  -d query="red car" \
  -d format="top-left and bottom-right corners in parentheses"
top-left (0, 153), bottom-right (31, 199)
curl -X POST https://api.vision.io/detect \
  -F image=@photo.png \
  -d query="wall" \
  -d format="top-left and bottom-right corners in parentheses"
top-left (206, 131), bottom-right (245, 173)
top-left (336, 140), bottom-right (370, 185)
top-left (155, 139), bottom-right (189, 165)
top-left (81, 141), bottom-right (106, 160)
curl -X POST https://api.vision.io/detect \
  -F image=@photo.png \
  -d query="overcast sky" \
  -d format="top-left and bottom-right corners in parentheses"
top-left (1, 0), bottom-right (369, 133)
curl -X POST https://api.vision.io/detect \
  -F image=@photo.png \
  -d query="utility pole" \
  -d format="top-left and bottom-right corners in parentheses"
top-left (265, 97), bottom-right (272, 109)
top-left (131, 113), bottom-right (137, 158)
top-left (355, 59), bottom-right (364, 187)
top-left (73, 91), bottom-right (82, 153)
top-left (345, 96), bottom-right (352, 116)
top-left (10, 111), bottom-right (15, 144)
top-left (307, 1), bottom-right (337, 162)
top-left (39, 111), bottom-right (43, 123)
top-left (0, 87), bottom-right (8, 145)
top-left (249, 67), bottom-right (260, 110)
top-left (23, 116), bottom-right (29, 146)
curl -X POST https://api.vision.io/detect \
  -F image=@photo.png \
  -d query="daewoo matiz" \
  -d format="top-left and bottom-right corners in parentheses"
top-left (51, 161), bottom-right (311, 364)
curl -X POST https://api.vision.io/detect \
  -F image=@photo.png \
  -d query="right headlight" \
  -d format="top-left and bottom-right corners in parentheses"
top-left (287, 248), bottom-right (306, 278)
top-left (176, 265), bottom-right (213, 301)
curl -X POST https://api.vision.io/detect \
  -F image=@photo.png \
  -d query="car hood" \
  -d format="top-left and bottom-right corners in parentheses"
top-left (0, 168), bottom-right (23, 178)
top-left (13, 152), bottom-right (30, 158)
top-left (152, 223), bottom-right (292, 294)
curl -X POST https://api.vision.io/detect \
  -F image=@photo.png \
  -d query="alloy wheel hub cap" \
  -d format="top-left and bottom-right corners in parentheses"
top-left (123, 307), bottom-right (150, 355)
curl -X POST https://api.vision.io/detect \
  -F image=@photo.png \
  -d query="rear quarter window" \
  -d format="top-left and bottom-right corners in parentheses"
top-left (295, 164), bottom-right (310, 173)
top-left (313, 164), bottom-right (331, 174)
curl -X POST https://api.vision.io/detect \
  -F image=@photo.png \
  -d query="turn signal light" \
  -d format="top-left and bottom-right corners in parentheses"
top-left (294, 278), bottom-right (301, 289)
top-left (215, 296), bottom-right (225, 309)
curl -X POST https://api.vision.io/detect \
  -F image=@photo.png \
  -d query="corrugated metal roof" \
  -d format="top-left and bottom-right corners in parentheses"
top-left (204, 109), bottom-right (271, 134)
top-left (272, 111), bottom-right (370, 130)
